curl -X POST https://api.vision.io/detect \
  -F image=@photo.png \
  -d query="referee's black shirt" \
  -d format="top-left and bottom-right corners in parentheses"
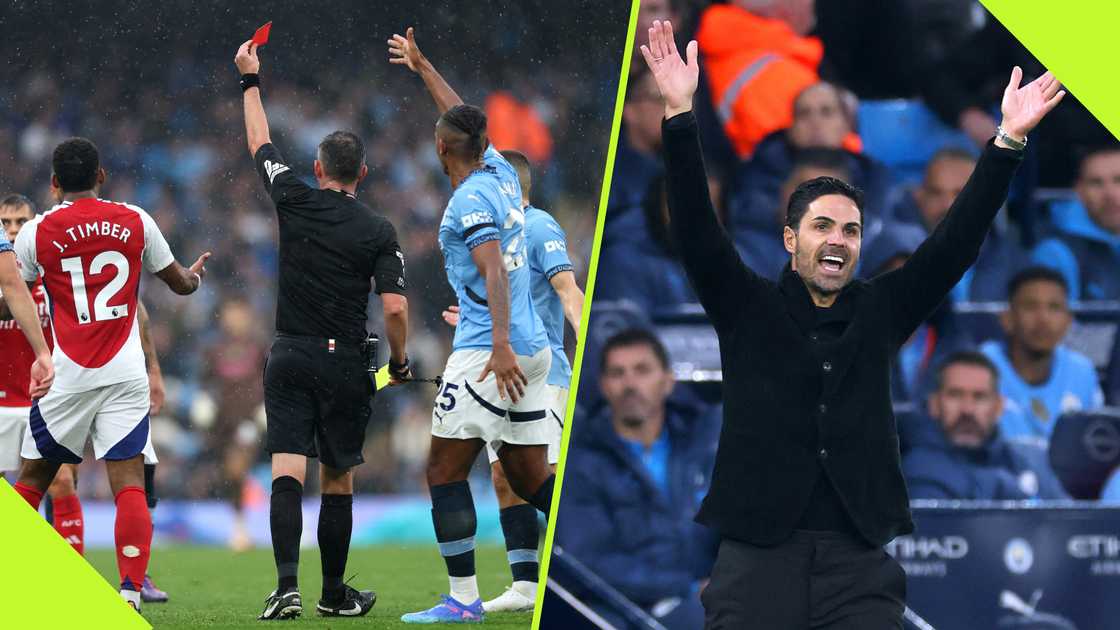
top-left (254, 143), bottom-right (406, 342)
top-left (662, 112), bottom-right (1023, 547)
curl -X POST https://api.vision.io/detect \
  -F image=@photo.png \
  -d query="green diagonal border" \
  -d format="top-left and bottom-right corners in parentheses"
top-left (531, 0), bottom-right (641, 627)
top-left (981, 0), bottom-right (1120, 141)
top-left (0, 481), bottom-right (151, 627)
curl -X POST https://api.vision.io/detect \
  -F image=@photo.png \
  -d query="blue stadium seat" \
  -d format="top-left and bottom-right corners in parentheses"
top-left (857, 100), bottom-right (976, 184)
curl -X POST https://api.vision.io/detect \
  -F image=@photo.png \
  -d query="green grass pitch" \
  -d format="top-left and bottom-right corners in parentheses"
top-left (86, 545), bottom-right (532, 628)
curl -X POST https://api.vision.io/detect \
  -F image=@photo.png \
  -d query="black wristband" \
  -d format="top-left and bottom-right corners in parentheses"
top-left (388, 356), bottom-right (411, 378)
top-left (240, 73), bottom-right (260, 92)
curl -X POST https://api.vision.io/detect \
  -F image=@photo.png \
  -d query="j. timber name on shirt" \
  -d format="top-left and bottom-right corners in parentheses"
top-left (51, 220), bottom-right (132, 253)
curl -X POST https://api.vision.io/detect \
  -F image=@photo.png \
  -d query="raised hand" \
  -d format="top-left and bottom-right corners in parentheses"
top-left (234, 40), bottom-right (260, 74)
top-left (190, 251), bottom-right (212, 280)
top-left (999, 66), bottom-right (1065, 140)
top-left (639, 20), bottom-right (699, 119)
top-left (388, 27), bottom-right (425, 73)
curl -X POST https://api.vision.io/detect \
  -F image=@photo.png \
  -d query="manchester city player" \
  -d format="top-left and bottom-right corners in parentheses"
top-left (390, 28), bottom-right (557, 623)
top-left (443, 150), bottom-right (583, 612)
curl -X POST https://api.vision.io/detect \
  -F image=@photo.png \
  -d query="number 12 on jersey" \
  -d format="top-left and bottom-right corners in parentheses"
top-left (60, 251), bottom-right (130, 324)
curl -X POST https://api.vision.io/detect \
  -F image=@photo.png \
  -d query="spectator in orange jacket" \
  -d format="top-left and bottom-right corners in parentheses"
top-left (696, 0), bottom-right (821, 159)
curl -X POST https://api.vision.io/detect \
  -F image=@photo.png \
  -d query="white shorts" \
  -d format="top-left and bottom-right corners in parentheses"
top-left (0, 406), bottom-right (30, 473)
top-left (21, 378), bottom-right (157, 464)
top-left (487, 384), bottom-right (566, 465)
top-left (432, 347), bottom-right (552, 455)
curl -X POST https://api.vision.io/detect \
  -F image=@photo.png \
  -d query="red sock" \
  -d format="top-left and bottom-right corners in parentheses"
top-left (52, 494), bottom-right (85, 556)
top-left (114, 486), bottom-right (151, 591)
top-left (13, 482), bottom-right (44, 510)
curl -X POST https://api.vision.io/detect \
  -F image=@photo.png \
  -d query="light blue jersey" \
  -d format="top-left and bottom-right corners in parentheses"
top-left (981, 340), bottom-right (1104, 442)
top-left (525, 206), bottom-right (574, 388)
top-left (438, 145), bottom-right (547, 357)
top-left (0, 230), bottom-right (10, 252)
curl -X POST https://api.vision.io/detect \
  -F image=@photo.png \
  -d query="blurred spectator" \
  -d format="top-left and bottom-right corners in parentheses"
top-left (695, 0), bottom-right (820, 159)
top-left (862, 224), bottom-right (972, 403)
top-left (201, 298), bottom-right (268, 550)
top-left (814, 0), bottom-right (921, 99)
top-left (1032, 146), bottom-right (1120, 300)
top-left (920, 12), bottom-right (1113, 187)
top-left (735, 148), bottom-right (852, 281)
top-left (886, 147), bottom-right (1025, 301)
top-left (981, 268), bottom-right (1104, 443)
top-left (604, 70), bottom-right (665, 249)
top-left (485, 91), bottom-right (553, 165)
top-left (902, 351), bottom-right (1067, 500)
top-left (557, 328), bottom-right (719, 630)
top-left (597, 176), bottom-right (697, 313)
top-left (725, 82), bottom-right (890, 234)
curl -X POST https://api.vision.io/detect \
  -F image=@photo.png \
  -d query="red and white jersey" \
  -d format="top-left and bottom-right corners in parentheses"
top-left (14, 198), bottom-right (174, 393)
top-left (0, 280), bottom-right (53, 407)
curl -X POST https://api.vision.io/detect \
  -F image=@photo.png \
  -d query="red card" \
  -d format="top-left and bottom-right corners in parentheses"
top-left (252, 21), bottom-right (272, 46)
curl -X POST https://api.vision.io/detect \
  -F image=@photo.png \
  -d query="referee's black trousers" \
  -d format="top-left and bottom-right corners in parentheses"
top-left (702, 530), bottom-right (906, 629)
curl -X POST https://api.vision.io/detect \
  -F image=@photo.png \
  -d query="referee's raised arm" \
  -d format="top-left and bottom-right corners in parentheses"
top-left (235, 40), bottom-right (271, 157)
top-left (641, 20), bottom-right (762, 332)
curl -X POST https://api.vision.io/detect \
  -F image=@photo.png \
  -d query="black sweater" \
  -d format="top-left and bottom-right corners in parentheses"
top-left (662, 112), bottom-right (1022, 547)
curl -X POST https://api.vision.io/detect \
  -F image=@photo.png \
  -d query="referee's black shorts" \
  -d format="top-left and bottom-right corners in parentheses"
top-left (264, 333), bottom-right (375, 470)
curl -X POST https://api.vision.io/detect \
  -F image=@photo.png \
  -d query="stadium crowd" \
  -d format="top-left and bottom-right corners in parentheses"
top-left (1, 2), bottom-right (616, 503)
top-left (564, 0), bottom-right (1120, 626)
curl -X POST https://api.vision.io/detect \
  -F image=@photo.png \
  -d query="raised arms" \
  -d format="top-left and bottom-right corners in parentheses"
top-left (234, 40), bottom-right (272, 157)
top-left (388, 27), bottom-right (465, 114)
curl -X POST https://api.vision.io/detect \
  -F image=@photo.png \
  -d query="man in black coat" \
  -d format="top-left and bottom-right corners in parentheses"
top-left (639, 20), bottom-right (1065, 629)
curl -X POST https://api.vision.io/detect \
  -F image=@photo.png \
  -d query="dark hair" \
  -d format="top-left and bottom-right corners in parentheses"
top-left (933, 350), bottom-right (1001, 392)
top-left (1077, 143), bottom-right (1120, 177)
top-left (317, 131), bottom-right (365, 183)
top-left (1007, 266), bottom-right (1069, 301)
top-left (438, 104), bottom-right (488, 162)
top-left (0, 193), bottom-right (36, 215)
top-left (600, 327), bottom-right (670, 372)
top-left (500, 149), bottom-right (532, 197)
top-left (52, 137), bottom-right (100, 192)
top-left (785, 175), bottom-right (864, 229)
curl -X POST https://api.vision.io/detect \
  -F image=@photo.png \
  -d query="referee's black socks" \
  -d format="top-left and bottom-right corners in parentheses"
top-left (431, 480), bottom-right (479, 602)
top-left (271, 476), bottom-right (303, 592)
top-left (318, 493), bottom-right (353, 603)
top-left (528, 474), bottom-right (555, 517)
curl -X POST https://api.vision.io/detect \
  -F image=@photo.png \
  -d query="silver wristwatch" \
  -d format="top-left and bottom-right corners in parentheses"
top-left (996, 126), bottom-right (1027, 151)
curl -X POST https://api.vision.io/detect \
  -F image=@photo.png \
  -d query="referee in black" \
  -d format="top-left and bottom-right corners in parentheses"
top-left (641, 22), bottom-right (1065, 628)
top-left (234, 41), bottom-right (412, 620)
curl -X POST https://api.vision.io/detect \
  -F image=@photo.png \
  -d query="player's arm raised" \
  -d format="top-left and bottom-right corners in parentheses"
top-left (472, 242), bottom-right (527, 402)
top-left (549, 270), bottom-right (584, 339)
top-left (235, 40), bottom-right (272, 157)
top-left (388, 27), bottom-right (464, 114)
top-left (0, 252), bottom-right (52, 397)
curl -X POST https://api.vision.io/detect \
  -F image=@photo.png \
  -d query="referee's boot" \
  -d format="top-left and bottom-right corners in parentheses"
top-left (316, 584), bottom-right (376, 617)
top-left (258, 587), bottom-right (302, 620)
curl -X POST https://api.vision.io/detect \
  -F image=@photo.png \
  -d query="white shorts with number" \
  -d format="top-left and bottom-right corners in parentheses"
top-left (432, 347), bottom-right (552, 455)
top-left (486, 384), bottom-right (566, 465)
top-left (21, 378), bottom-right (158, 464)
top-left (0, 406), bottom-right (30, 473)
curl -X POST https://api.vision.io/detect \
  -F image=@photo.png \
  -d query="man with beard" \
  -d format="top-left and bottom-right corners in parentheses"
top-left (902, 351), bottom-right (1067, 500)
top-left (640, 19), bottom-right (1064, 627)
top-left (557, 328), bottom-right (719, 630)
top-left (981, 267), bottom-right (1103, 443)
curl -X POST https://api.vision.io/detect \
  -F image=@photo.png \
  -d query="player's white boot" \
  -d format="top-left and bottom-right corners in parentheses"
top-left (121, 588), bottom-right (142, 612)
top-left (482, 581), bottom-right (536, 612)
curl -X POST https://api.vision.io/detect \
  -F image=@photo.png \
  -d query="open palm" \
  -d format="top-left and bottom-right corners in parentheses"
top-left (639, 20), bottom-right (699, 118)
top-left (1000, 66), bottom-right (1065, 139)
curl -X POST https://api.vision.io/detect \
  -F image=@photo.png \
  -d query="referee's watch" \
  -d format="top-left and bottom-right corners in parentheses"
top-left (389, 356), bottom-right (411, 380)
